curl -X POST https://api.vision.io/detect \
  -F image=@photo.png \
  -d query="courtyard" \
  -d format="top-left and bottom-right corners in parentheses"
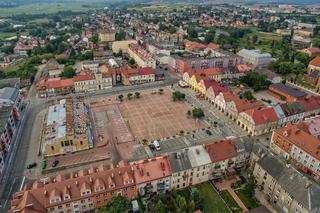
top-left (118, 88), bottom-right (208, 142)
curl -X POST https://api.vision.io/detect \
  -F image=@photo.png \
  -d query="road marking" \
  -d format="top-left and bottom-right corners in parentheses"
top-left (3, 177), bottom-right (17, 208)
top-left (19, 176), bottom-right (26, 191)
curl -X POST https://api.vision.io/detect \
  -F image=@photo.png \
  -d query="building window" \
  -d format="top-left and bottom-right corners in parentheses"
top-left (51, 146), bottom-right (54, 150)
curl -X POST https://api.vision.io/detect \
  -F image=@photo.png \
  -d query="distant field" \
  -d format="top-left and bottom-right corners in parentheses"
top-left (0, 2), bottom-right (103, 17)
top-left (0, 32), bottom-right (16, 40)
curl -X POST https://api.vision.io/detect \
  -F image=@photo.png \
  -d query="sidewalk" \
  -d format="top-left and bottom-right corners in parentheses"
top-left (215, 179), bottom-right (249, 212)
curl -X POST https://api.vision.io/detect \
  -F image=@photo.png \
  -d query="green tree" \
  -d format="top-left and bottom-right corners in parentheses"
top-left (2, 45), bottom-right (14, 54)
top-left (159, 88), bottom-right (164, 94)
top-left (90, 34), bottom-right (99, 44)
top-left (176, 195), bottom-right (187, 211)
top-left (240, 91), bottom-right (255, 101)
top-left (187, 27), bottom-right (198, 39)
top-left (60, 66), bottom-right (76, 78)
top-left (98, 196), bottom-right (131, 213)
top-left (115, 30), bottom-right (126, 41)
top-left (154, 200), bottom-right (166, 213)
top-left (172, 91), bottom-right (185, 101)
top-left (192, 108), bottom-right (204, 118)
top-left (118, 94), bottom-right (124, 101)
top-left (134, 92), bottom-right (140, 98)
top-left (127, 93), bottom-right (133, 99)
top-left (57, 42), bottom-right (70, 54)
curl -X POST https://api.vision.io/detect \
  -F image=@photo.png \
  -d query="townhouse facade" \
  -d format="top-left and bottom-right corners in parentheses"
top-left (253, 154), bottom-right (320, 213)
top-left (9, 161), bottom-right (137, 213)
top-left (131, 156), bottom-right (172, 195)
top-left (169, 52), bottom-right (242, 74)
top-left (73, 70), bottom-right (112, 93)
top-left (0, 87), bottom-right (23, 175)
top-left (168, 150), bottom-right (193, 190)
top-left (270, 119), bottom-right (320, 181)
top-left (237, 108), bottom-right (278, 136)
top-left (127, 43), bottom-right (156, 69)
top-left (98, 30), bottom-right (116, 42)
top-left (187, 145), bottom-right (212, 185)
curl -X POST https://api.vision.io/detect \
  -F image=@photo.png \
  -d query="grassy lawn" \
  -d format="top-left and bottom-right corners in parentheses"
top-left (196, 182), bottom-right (230, 213)
top-left (235, 189), bottom-right (260, 210)
top-left (219, 190), bottom-right (241, 213)
top-left (0, 32), bottom-right (16, 40)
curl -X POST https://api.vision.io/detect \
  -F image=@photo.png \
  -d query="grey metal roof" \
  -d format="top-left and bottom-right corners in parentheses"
top-left (0, 87), bottom-right (19, 103)
top-left (167, 150), bottom-right (192, 173)
top-left (258, 154), bottom-right (320, 212)
top-left (232, 136), bottom-right (253, 154)
top-left (270, 83), bottom-right (307, 98)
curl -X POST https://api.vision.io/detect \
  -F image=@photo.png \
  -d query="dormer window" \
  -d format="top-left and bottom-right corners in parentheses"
top-left (109, 184), bottom-right (114, 188)
top-left (64, 194), bottom-right (70, 200)
top-left (95, 186), bottom-right (105, 192)
top-left (81, 190), bottom-right (91, 196)
top-left (50, 197), bottom-right (61, 204)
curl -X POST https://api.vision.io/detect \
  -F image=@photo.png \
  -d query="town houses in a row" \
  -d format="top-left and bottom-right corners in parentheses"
top-left (36, 59), bottom-right (158, 98)
top-left (9, 137), bottom-right (253, 213)
top-left (0, 86), bottom-right (24, 175)
top-left (182, 72), bottom-right (320, 136)
top-left (10, 123), bottom-right (320, 213)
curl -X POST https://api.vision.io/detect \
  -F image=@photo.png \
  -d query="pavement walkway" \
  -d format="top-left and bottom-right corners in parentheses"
top-left (215, 179), bottom-right (249, 213)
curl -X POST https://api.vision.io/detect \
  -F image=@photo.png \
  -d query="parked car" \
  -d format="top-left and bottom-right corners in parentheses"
top-left (153, 140), bottom-right (161, 151)
top-left (52, 160), bottom-right (59, 167)
top-left (149, 143), bottom-right (156, 151)
top-left (27, 162), bottom-right (37, 169)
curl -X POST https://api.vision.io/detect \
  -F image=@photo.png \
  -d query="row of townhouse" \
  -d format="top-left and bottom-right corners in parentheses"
top-left (168, 49), bottom-right (243, 74)
top-left (9, 137), bottom-right (252, 213)
top-left (36, 67), bottom-right (156, 98)
top-left (270, 117), bottom-right (320, 182)
top-left (253, 153), bottom-right (320, 213)
top-left (182, 73), bottom-right (320, 136)
top-left (0, 87), bottom-right (24, 175)
top-left (127, 43), bottom-right (157, 69)
top-left (182, 66), bottom-right (247, 84)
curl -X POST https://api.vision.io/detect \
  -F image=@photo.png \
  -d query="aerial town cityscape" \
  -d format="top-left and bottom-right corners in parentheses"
top-left (0, 0), bottom-right (320, 212)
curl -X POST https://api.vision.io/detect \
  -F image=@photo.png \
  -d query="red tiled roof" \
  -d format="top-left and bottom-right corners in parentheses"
top-left (309, 56), bottom-right (320, 67)
top-left (233, 98), bottom-right (265, 113)
top-left (37, 78), bottom-right (74, 89)
top-left (131, 156), bottom-right (172, 184)
top-left (9, 162), bottom-right (135, 212)
top-left (185, 41), bottom-right (206, 49)
top-left (306, 47), bottom-right (320, 55)
top-left (275, 123), bottom-right (320, 160)
top-left (244, 107), bottom-right (278, 125)
top-left (125, 67), bottom-right (154, 77)
top-left (299, 96), bottom-right (320, 112)
top-left (207, 43), bottom-right (220, 49)
top-left (205, 140), bottom-right (237, 163)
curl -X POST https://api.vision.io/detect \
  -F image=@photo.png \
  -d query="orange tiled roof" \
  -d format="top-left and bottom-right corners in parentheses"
top-left (309, 56), bottom-right (320, 67)
top-left (275, 123), bottom-right (320, 160)
top-left (207, 43), bottom-right (220, 49)
top-left (244, 107), bottom-right (278, 125)
top-left (131, 156), bottom-right (172, 184)
top-left (205, 140), bottom-right (237, 163)
top-left (10, 161), bottom-right (135, 211)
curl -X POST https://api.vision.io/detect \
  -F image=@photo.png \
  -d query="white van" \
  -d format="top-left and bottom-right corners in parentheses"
top-left (153, 140), bottom-right (161, 151)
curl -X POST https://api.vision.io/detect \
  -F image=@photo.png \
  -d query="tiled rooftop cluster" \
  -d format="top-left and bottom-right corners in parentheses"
top-left (128, 43), bottom-right (154, 61)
